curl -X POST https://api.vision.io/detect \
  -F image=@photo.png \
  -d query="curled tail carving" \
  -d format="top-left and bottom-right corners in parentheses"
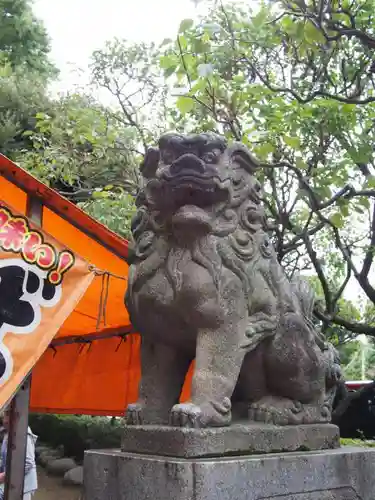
top-left (290, 275), bottom-right (326, 351)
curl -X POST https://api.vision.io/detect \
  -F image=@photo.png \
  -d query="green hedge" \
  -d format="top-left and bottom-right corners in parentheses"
top-left (340, 438), bottom-right (375, 447)
top-left (29, 414), bottom-right (122, 462)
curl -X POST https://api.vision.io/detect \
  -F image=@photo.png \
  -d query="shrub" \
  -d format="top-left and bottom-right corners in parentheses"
top-left (29, 414), bottom-right (122, 462)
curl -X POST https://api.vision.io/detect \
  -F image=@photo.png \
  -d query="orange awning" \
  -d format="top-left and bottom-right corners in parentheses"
top-left (0, 154), bottom-right (138, 415)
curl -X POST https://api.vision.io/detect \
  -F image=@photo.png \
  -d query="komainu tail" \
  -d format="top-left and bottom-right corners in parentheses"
top-left (290, 275), bottom-right (315, 320)
top-left (290, 275), bottom-right (326, 350)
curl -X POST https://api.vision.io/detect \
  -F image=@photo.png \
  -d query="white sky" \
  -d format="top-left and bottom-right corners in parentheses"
top-left (33, 0), bottom-right (203, 93)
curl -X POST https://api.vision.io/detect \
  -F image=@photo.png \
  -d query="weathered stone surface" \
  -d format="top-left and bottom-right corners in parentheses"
top-left (124, 132), bottom-right (342, 429)
top-left (46, 457), bottom-right (77, 476)
top-left (37, 449), bottom-right (63, 467)
top-left (267, 492), bottom-right (359, 500)
top-left (84, 446), bottom-right (375, 500)
top-left (63, 466), bottom-right (83, 486)
top-left (121, 423), bottom-right (339, 458)
top-left (35, 445), bottom-right (51, 458)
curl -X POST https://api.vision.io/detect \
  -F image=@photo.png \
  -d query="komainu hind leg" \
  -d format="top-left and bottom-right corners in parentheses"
top-left (248, 313), bottom-right (328, 425)
top-left (248, 396), bottom-right (330, 425)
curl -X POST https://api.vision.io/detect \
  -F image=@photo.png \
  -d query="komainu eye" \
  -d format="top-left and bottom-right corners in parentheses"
top-left (260, 236), bottom-right (272, 258)
top-left (162, 150), bottom-right (174, 164)
top-left (203, 152), bottom-right (217, 164)
top-left (232, 175), bottom-right (242, 186)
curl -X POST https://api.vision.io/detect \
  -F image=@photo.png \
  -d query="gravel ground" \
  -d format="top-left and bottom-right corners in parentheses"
top-left (34, 467), bottom-right (82, 500)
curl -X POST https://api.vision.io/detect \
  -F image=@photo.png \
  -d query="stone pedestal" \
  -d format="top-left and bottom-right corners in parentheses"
top-left (121, 422), bottom-right (340, 457)
top-left (84, 445), bottom-right (375, 500)
top-left (84, 423), bottom-right (375, 499)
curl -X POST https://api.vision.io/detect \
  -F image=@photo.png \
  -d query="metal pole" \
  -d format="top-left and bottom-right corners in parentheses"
top-left (4, 378), bottom-right (31, 500)
top-left (4, 195), bottom-right (43, 500)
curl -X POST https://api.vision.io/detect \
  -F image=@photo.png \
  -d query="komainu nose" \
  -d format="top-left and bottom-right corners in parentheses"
top-left (170, 153), bottom-right (205, 175)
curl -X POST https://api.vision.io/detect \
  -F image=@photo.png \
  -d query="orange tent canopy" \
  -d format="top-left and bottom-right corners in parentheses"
top-left (0, 154), bottom-right (192, 416)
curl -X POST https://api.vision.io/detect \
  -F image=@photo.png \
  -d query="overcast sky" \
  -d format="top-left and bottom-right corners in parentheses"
top-left (33, 0), bottom-right (204, 93)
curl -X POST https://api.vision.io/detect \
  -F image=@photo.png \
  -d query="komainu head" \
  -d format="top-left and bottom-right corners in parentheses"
top-left (135, 132), bottom-right (264, 237)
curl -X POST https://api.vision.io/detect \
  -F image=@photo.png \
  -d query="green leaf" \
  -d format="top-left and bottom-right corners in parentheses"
top-left (92, 190), bottom-right (109, 199)
top-left (342, 103), bottom-right (355, 113)
top-left (255, 142), bottom-right (275, 156)
top-left (202, 32), bottom-right (211, 43)
top-left (193, 38), bottom-right (210, 53)
top-left (252, 8), bottom-right (268, 29)
top-left (304, 21), bottom-right (326, 44)
top-left (339, 203), bottom-right (349, 217)
top-left (284, 136), bottom-right (300, 149)
top-left (179, 19), bottom-right (194, 33)
top-left (164, 66), bottom-right (177, 78)
top-left (189, 79), bottom-right (207, 94)
top-left (359, 197), bottom-right (370, 209)
top-left (296, 158), bottom-right (307, 170)
top-left (176, 96), bottom-right (195, 114)
top-left (160, 55), bottom-right (177, 70)
top-left (177, 35), bottom-right (188, 51)
top-left (330, 212), bottom-right (344, 228)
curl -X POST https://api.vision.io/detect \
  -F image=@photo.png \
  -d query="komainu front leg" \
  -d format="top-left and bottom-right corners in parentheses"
top-left (170, 276), bottom-right (247, 428)
top-left (170, 330), bottom-right (246, 427)
top-left (126, 339), bottom-right (191, 425)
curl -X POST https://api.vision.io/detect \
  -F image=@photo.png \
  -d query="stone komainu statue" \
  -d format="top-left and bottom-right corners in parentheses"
top-left (125, 133), bottom-right (341, 428)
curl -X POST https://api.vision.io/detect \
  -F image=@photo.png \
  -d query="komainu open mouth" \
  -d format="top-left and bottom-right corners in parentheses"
top-left (146, 174), bottom-right (230, 213)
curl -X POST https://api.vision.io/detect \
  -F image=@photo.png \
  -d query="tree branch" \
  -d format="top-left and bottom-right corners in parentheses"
top-left (361, 202), bottom-right (375, 279)
top-left (315, 308), bottom-right (375, 336)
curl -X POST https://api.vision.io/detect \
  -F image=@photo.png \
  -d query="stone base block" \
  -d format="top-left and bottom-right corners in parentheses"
top-left (84, 446), bottom-right (375, 500)
top-left (121, 423), bottom-right (339, 458)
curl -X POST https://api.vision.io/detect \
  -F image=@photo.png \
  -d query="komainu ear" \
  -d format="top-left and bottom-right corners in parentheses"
top-left (140, 147), bottom-right (160, 178)
top-left (227, 143), bottom-right (259, 174)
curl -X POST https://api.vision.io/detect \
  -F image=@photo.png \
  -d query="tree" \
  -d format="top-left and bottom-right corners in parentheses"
top-left (0, 0), bottom-right (57, 77)
top-left (0, 64), bottom-right (51, 157)
top-left (0, 0), bottom-right (138, 236)
top-left (15, 92), bottom-right (137, 238)
top-left (19, 39), bottom-right (180, 237)
top-left (154, 0), bottom-right (375, 337)
top-left (0, 0), bottom-right (57, 157)
top-left (338, 339), bottom-right (375, 380)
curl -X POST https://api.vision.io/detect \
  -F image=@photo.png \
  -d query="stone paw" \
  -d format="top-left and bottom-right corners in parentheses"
top-left (248, 398), bottom-right (291, 425)
top-left (125, 402), bottom-right (145, 425)
top-left (170, 399), bottom-right (232, 428)
top-left (248, 396), bottom-right (330, 426)
top-left (247, 313), bottom-right (278, 334)
top-left (170, 403), bottom-right (204, 428)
